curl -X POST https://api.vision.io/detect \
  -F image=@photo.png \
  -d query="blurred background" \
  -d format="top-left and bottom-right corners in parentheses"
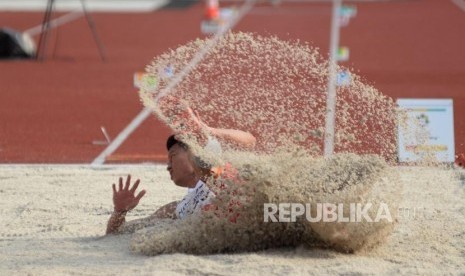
top-left (0, 0), bottom-right (463, 164)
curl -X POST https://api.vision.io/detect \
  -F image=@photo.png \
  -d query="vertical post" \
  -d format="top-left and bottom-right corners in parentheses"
top-left (36, 0), bottom-right (55, 61)
top-left (324, 0), bottom-right (341, 157)
top-left (80, 0), bottom-right (107, 62)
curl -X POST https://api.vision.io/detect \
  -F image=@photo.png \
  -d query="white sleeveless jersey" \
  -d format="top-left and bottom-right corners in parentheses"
top-left (175, 180), bottom-right (214, 219)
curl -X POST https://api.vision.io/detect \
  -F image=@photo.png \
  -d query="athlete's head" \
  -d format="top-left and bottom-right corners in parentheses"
top-left (166, 135), bottom-right (211, 188)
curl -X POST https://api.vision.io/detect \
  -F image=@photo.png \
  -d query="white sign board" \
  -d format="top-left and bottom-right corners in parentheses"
top-left (397, 98), bottom-right (455, 162)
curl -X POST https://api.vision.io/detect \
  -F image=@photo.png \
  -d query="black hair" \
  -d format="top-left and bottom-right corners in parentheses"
top-left (166, 134), bottom-right (212, 169)
top-left (166, 134), bottom-right (188, 151)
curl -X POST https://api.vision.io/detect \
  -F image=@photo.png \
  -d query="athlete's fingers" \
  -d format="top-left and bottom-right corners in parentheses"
top-left (112, 184), bottom-right (116, 194)
top-left (118, 177), bottom-right (123, 191)
top-left (130, 180), bottom-right (140, 193)
top-left (124, 175), bottom-right (131, 190)
top-left (192, 110), bottom-right (201, 124)
top-left (194, 109), bottom-right (200, 120)
top-left (194, 110), bottom-right (208, 129)
top-left (135, 190), bottom-right (146, 201)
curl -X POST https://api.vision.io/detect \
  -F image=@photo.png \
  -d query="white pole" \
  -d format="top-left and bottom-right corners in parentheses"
top-left (90, 0), bottom-right (256, 166)
top-left (324, 0), bottom-right (341, 156)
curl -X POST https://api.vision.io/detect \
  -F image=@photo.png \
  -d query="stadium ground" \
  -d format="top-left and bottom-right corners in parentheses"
top-left (0, 0), bottom-right (464, 164)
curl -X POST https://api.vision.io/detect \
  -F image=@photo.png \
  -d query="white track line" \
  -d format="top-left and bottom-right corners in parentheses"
top-left (451, 0), bottom-right (465, 12)
top-left (24, 10), bottom-right (84, 36)
top-left (91, 0), bottom-right (257, 167)
top-left (91, 108), bottom-right (153, 166)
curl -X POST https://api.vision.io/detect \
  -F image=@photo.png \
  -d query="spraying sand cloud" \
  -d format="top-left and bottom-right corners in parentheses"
top-left (130, 152), bottom-right (401, 255)
top-left (133, 32), bottom-right (411, 255)
top-left (140, 32), bottom-right (398, 160)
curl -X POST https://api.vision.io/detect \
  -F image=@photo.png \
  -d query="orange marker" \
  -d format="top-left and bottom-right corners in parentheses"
top-left (205, 0), bottom-right (220, 21)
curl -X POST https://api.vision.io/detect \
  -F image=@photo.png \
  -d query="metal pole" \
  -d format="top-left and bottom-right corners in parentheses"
top-left (80, 0), bottom-right (107, 62)
top-left (36, 0), bottom-right (55, 61)
top-left (91, 0), bottom-right (256, 166)
top-left (324, 0), bottom-right (341, 156)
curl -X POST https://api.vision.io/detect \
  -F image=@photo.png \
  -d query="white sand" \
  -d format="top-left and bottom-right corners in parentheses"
top-left (0, 164), bottom-right (464, 275)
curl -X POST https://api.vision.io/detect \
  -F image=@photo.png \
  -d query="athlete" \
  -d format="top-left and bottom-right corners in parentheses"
top-left (106, 108), bottom-right (255, 234)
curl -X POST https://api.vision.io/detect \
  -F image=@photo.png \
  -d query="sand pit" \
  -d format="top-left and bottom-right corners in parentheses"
top-left (130, 153), bottom-right (400, 255)
top-left (1, 164), bottom-right (464, 274)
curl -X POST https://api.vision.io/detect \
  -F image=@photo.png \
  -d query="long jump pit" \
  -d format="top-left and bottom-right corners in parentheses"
top-left (0, 164), bottom-right (464, 274)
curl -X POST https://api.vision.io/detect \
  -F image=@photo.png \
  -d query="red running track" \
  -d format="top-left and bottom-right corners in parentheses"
top-left (0, 0), bottom-right (464, 163)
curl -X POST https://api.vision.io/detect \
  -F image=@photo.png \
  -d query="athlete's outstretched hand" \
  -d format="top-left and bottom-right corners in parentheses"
top-left (158, 95), bottom-right (209, 135)
top-left (112, 175), bottom-right (146, 213)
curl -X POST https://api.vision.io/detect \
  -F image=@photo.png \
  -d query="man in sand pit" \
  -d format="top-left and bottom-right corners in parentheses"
top-left (106, 116), bottom-right (255, 235)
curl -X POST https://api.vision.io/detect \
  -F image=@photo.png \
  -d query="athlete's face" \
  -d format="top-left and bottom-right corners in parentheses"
top-left (167, 144), bottom-right (197, 188)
